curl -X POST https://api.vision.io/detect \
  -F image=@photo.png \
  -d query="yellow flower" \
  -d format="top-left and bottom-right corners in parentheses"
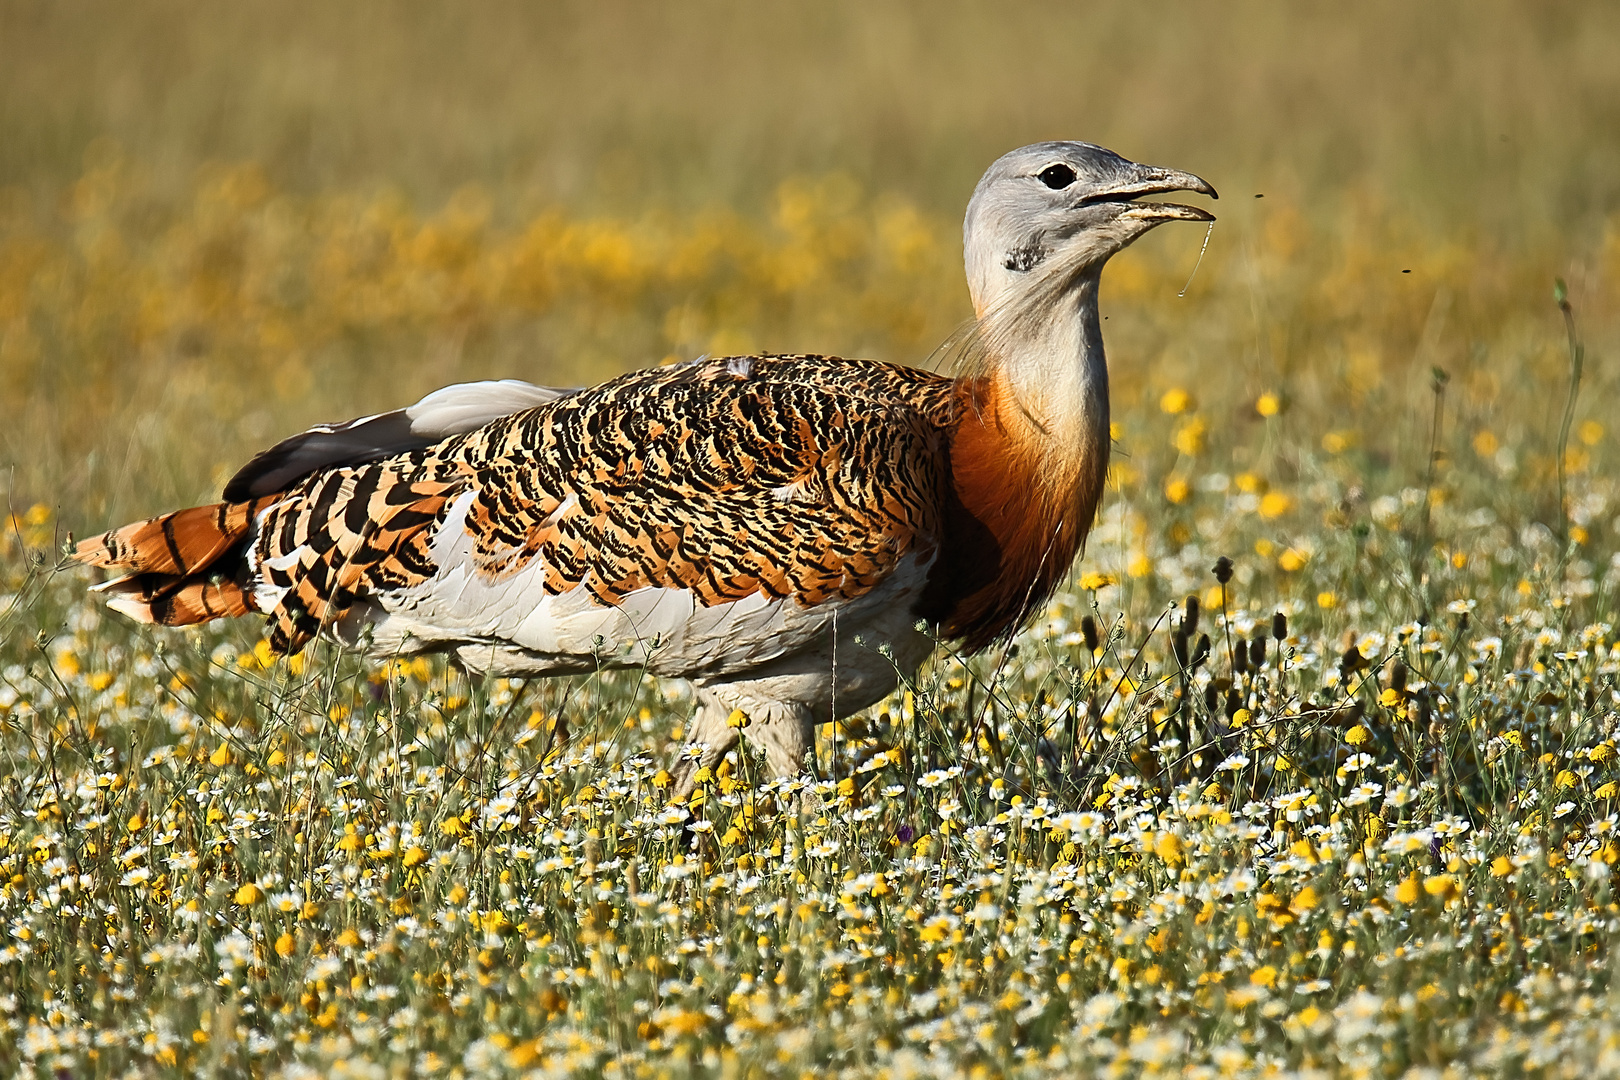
top-left (234, 883), bottom-right (263, 905)
top-left (209, 744), bottom-right (233, 768)
top-left (1472, 430), bottom-right (1499, 457)
top-left (1344, 725), bottom-right (1370, 746)
top-left (1423, 874), bottom-right (1458, 900)
top-left (726, 709), bottom-right (749, 729)
top-left (1172, 415), bottom-right (1207, 456)
top-left (1578, 419), bottom-right (1604, 446)
top-left (1255, 392), bottom-right (1281, 417)
top-left (1259, 492), bottom-right (1293, 519)
top-left (1127, 552), bottom-right (1153, 578)
top-left (1395, 875), bottom-right (1421, 905)
top-left (1152, 832), bottom-right (1184, 866)
top-left (1595, 782), bottom-right (1617, 799)
top-left (1490, 856), bottom-right (1514, 877)
top-left (1249, 965), bottom-right (1278, 988)
top-left (662, 1010), bottom-right (709, 1036)
top-left (1159, 387), bottom-right (1192, 414)
top-left (402, 846), bottom-right (429, 868)
top-left (1317, 591), bottom-right (1337, 609)
top-left (1278, 548), bottom-right (1308, 572)
top-left (275, 933), bottom-right (296, 958)
top-left (1078, 571), bottom-right (1116, 590)
top-left (1164, 477), bottom-right (1191, 504)
top-left (336, 928), bottom-right (361, 948)
top-left (1321, 430), bottom-right (1354, 454)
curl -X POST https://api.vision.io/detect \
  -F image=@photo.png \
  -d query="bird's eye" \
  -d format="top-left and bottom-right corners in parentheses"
top-left (1038, 164), bottom-right (1077, 189)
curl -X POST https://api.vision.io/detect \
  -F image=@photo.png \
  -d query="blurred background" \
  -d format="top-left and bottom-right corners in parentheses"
top-left (2, 0), bottom-right (1617, 541)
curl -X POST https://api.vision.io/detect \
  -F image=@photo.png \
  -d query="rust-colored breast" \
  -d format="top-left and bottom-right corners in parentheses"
top-left (918, 376), bottom-right (1108, 652)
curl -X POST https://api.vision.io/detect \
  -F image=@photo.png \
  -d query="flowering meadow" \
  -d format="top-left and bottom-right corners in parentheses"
top-left (0, 149), bottom-right (1617, 1079)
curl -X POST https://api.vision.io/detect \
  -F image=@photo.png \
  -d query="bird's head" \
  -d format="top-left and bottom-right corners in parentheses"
top-left (964, 141), bottom-right (1216, 320)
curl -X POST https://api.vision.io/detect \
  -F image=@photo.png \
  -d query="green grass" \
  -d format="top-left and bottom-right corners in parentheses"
top-left (3, 3), bottom-right (1620, 1075)
top-left (4, 286), bottom-right (1620, 1072)
top-left (4, 442), bottom-right (1620, 1076)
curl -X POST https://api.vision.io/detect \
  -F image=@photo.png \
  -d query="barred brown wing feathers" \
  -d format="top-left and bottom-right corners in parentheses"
top-left (84, 354), bottom-right (958, 663)
top-left (253, 465), bottom-right (470, 652)
top-left (415, 354), bottom-right (955, 616)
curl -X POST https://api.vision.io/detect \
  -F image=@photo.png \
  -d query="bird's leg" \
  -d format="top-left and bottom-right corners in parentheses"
top-left (747, 701), bottom-right (826, 822)
top-left (669, 691), bottom-right (740, 801)
top-left (749, 702), bottom-right (818, 782)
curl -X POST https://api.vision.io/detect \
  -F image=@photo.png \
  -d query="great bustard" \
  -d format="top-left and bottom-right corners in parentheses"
top-left (76, 141), bottom-right (1215, 792)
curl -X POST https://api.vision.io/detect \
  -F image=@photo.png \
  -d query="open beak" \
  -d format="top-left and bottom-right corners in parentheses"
top-left (1089, 165), bottom-right (1218, 223)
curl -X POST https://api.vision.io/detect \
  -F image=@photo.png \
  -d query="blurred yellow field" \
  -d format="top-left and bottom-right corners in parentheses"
top-left (2, 3), bottom-right (1619, 1077)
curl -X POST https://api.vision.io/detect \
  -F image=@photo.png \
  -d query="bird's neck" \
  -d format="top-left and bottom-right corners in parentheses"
top-left (987, 271), bottom-right (1109, 473)
top-left (925, 272), bottom-right (1111, 648)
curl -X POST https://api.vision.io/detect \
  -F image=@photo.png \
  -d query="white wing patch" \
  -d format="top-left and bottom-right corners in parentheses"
top-left (404, 379), bottom-right (576, 437)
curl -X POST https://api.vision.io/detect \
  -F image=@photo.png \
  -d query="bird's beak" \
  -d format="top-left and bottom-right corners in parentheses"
top-left (1089, 165), bottom-right (1218, 224)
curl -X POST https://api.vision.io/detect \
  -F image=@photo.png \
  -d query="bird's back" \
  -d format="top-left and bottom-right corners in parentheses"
top-left (81, 354), bottom-right (962, 679)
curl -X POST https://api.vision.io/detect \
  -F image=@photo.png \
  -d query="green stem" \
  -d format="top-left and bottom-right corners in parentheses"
top-left (1553, 279), bottom-right (1586, 545)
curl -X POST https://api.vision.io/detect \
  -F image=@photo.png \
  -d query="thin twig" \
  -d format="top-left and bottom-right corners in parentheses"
top-left (1553, 278), bottom-right (1586, 546)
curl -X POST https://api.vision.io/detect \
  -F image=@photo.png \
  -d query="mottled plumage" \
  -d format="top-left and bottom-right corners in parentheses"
top-left (78, 141), bottom-right (1215, 790)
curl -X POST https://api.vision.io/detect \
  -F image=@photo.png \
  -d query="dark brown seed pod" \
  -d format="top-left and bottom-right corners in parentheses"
top-left (1184, 595), bottom-right (1201, 633)
top-left (1249, 635), bottom-right (1267, 667)
top-left (1272, 611), bottom-right (1288, 641)
top-left (1191, 633), bottom-right (1211, 669)
top-left (1081, 615), bottom-right (1100, 654)
top-left (1212, 556), bottom-right (1233, 584)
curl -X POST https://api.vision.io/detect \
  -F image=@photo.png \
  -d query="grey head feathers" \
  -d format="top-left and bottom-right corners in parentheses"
top-left (962, 141), bottom-right (1216, 345)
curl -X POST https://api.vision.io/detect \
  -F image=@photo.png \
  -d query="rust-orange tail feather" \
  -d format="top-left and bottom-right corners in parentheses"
top-left (74, 498), bottom-right (277, 627)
